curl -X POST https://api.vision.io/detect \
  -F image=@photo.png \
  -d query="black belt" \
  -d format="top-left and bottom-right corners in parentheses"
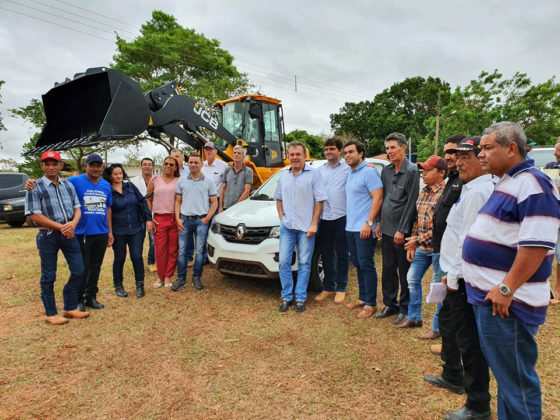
top-left (182, 214), bottom-right (207, 220)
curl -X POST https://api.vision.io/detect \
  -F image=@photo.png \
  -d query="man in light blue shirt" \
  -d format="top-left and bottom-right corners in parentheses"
top-left (315, 137), bottom-right (351, 304)
top-left (344, 140), bottom-right (383, 319)
top-left (274, 141), bottom-right (327, 313)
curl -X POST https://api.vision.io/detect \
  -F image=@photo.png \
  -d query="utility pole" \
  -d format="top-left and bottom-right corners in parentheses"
top-left (434, 89), bottom-right (441, 155)
top-left (294, 75), bottom-right (297, 92)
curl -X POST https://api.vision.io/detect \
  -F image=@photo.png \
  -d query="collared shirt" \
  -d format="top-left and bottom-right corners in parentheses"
top-left (345, 161), bottom-right (383, 232)
top-left (130, 175), bottom-right (150, 196)
top-left (432, 171), bottom-right (463, 253)
top-left (176, 173), bottom-right (217, 216)
top-left (411, 180), bottom-right (446, 251)
top-left (67, 174), bottom-right (112, 235)
top-left (439, 174), bottom-right (495, 290)
top-left (317, 160), bottom-right (350, 221)
top-left (222, 164), bottom-right (253, 209)
top-left (274, 164), bottom-right (327, 232)
top-left (380, 159), bottom-right (420, 236)
top-left (202, 159), bottom-right (228, 192)
top-left (462, 160), bottom-right (560, 325)
top-left (25, 176), bottom-right (81, 223)
top-left (180, 166), bottom-right (189, 177)
top-left (110, 181), bottom-right (152, 236)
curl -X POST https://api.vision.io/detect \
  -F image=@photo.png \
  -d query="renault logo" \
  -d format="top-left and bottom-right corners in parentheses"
top-left (235, 224), bottom-right (246, 240)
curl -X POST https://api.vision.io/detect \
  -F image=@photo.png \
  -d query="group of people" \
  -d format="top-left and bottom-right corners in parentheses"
top-left (275, 123), bottom-right (560, 420)
top-left (25, 121), bottom-right (560, 420)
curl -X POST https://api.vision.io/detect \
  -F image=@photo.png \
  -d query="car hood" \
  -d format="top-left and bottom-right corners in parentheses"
top-left (0, 196), bottom-right (26, 205)
top-left (214, 198), bottom-right (280, 228)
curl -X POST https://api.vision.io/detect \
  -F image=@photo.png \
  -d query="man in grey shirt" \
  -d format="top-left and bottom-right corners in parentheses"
top-left (374, 132), bottom-right (420, 324)
top-left (173, 153), bottom-right (218, 291)
top-left (219, 145), bottom-right (253, 212)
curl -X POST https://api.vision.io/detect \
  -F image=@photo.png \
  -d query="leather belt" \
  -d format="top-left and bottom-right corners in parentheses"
top-left (182, 214), bottom-right (207, 220)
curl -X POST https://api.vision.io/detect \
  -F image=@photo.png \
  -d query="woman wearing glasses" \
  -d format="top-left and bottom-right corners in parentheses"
top-left (146, 156), bottom-right (180, 287)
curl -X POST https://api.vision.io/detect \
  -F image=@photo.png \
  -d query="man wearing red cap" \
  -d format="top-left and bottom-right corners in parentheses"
top-left (25, 151), bottom-right (90, 325)
top-left (399, 155), bottom-right (447, 328)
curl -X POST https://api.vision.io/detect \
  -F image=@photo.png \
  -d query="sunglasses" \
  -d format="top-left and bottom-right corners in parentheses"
top-left (163, 162), bottom-right (175, 167)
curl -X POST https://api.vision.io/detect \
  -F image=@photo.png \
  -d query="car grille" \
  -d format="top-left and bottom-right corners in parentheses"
top-left (217, 259), bottom-right (269, 278)
top-left (220, 224), bottom-right (272, 244)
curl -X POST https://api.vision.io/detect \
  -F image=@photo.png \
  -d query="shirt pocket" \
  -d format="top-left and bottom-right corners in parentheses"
top-left (389, 185), bottom-right (405, 202)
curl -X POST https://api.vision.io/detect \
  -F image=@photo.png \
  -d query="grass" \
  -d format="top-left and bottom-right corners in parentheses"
top-left (0, 224), bottom-right (559, 419)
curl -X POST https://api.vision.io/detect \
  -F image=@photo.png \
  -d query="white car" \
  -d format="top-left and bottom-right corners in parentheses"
top-left (206, 158), bottom-right (390, 291)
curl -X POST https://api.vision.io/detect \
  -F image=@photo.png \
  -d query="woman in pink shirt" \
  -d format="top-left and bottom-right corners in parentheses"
top-left (146, 156), bottom-right (180, 287)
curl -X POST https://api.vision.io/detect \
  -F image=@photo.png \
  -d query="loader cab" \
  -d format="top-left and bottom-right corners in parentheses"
top-left (215, 95), bottom-right (285, 168)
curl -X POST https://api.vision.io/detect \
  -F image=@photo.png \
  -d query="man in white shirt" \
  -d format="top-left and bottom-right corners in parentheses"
top-left (130, 157), bottom-right (156, 271)
top-left (202, 142), bottom-right (228, 199)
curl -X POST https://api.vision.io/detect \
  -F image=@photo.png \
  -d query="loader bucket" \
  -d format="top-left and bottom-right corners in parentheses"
top-left (30, 68), bottom-right (151, 154)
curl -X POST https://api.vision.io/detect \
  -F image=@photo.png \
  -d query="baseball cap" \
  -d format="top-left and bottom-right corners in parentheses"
top-left (86, 154), bottom-right (103, 165)
top-left (417, 155), bottom-right (448, 171)
top-left (41, 150), bottom-right (62, 162)
top-left (203, 142), bottom-right (216, 150)
top-left (446, 136), bottom-right (482, 155)
top-left (528, 140), bottom-right (536, 147)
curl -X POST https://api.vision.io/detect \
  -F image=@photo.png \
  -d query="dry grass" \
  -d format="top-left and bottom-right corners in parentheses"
top-left (0, 224), bottom-right (559, 419)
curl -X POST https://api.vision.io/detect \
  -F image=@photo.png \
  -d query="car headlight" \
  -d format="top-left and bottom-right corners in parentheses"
top-left (3, 205), bottom-right (13, 211)
top-left (211, 222), bottom-right (221, 234)
top-left (269, 226), bottom-right (280, 238)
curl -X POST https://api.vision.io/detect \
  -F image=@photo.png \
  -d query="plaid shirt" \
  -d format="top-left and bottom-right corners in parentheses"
top-left (411, 180), bottom-right (445, 251)
top-left (25, 176), bottom-right (81, 224)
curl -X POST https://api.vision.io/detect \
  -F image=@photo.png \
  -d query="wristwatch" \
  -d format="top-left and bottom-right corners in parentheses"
top-left (498, 282), bottom-right (514, 297)
top-left (366, 220), bottom-right (374, 227)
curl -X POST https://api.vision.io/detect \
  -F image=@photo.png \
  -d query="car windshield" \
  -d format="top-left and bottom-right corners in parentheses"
top-left (250, 170), bottom-right (283, 201)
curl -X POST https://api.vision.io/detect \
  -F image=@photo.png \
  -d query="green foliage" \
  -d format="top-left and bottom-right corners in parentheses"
top-left (285, 130), bottom-right (324, 159)
top-left (112, 10), bottom-right (251, 107)
top-left (330, 77), bottom-right (450, 156)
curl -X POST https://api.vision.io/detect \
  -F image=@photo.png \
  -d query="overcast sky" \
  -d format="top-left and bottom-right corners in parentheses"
top-left (1, 0), bottom-right (559, 163)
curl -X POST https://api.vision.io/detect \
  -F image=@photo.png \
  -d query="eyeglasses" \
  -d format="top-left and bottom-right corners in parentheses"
top-left (163, 162), bottom-right (175, 167)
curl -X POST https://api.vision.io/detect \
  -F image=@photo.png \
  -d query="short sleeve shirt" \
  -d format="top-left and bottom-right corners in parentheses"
top-left (67, 174), bottom-right (112, 235)
top-left (345, 162), bottom-right (383, 232)
top-left (176, 173), bottom-right (217, 216)
top-left (223, 165), bottom-right (253, 209)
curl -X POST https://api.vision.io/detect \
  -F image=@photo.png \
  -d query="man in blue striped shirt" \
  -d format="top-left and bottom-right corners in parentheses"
top-left (463, 122), bottom-right (560, 420)
top-left (25, 151), bottom-right (90, 325)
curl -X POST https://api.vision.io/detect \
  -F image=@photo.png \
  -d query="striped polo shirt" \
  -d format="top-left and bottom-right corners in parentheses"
top-left (462, 160), bottom-right (560, 325)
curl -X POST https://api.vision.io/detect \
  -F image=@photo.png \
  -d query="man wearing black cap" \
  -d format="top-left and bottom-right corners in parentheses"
top-left (25, 151), bottom-right (90, 325)
top-left (424, 136), bottom-right (495, 420)
top-left (67, 154), bottom-right (113, 310)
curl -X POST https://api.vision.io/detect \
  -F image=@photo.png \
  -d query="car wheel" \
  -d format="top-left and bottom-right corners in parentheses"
top-left (7, 219), bottom-right (25, 228)
top-left (307, 249), bottom-right (324, 292)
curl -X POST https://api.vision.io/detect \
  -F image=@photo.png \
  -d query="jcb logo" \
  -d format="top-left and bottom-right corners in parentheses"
top-left (193, 103), bottom-right (218, 130)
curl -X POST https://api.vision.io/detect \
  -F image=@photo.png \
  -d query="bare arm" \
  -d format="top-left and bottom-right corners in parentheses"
top-left (237, 184), bottom-right (252, 203)
top-left (202, 196), bottom-right (218, 224)
top-left (219, 183), bottom-right (226, 212)
top-left (276, 199), bottom-right (284, 220)
top-left (307, 201), bottom-right (324, 237)
top-left (485, 246), bottom-right (550, 317)
top-left (106, 207), bottom-right (113, 247)
top-left (175, 194), bottom-right (185, 232)
top-left (361, 188), bottom-right (383, 240)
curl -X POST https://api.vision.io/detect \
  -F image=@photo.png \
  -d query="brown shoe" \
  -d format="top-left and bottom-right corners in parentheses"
top-left (418, 330), bottom-right (440, 340)
top-left (315, 291), bottom-right (335, 302)
top-left (356, 305), bottom-right (377, 319)
top-left (345, 300), bottom-right (365, 310)
top-left (63, 309), bottom-right (90, 319)
top-left (396, 319), bottom-right (423, 328)
top-left (334, 292), bottom-right (346, 304)
top-left (430, 344), bottom-right (442, 355)
top-left (45, 314), bottom-right (69, 325)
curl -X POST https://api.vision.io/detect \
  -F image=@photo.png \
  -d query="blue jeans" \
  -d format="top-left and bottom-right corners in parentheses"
top-left (178, 216), bottom-right (210, 281)
top-left (147, 230), bottom-right (155, 265)
top-left (36, 230), bottom-right (84, 316)
top-left (406, 248), bottom-right (443, 328)
top-left (473, 304), bottom-right (541, 420)
top-left (346, 231), bottom-right (378, 307)
top-left (279, 223), bottom-right (315, 302)
top-left (317, 217), bottom-right (349, 292)
top-left (113, 230), bottom-right (145, 286)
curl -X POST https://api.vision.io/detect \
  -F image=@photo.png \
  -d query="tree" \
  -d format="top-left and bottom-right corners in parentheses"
top-left (330, 76), bottom-right (451, 156)
top-left (285, 130), bottom-right (324, 159)
top-left (112, 10), bottom-right (252, 153)
top-left (0, 158), bottom-right (18, 172)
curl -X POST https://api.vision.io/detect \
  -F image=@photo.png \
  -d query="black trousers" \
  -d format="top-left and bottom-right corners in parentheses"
top-left (77, 233), bottom-right (108, 300)
top-left (381, 234), bottom-right (410, 314)
top-left (438, 279), bottom-right (490, 412)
